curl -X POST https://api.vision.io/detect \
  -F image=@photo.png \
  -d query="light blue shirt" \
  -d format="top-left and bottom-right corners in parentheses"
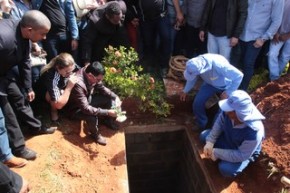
top-left (240, 0), bottom-right (284, 41)
top-left (183, 54), bottom-right (243, 96)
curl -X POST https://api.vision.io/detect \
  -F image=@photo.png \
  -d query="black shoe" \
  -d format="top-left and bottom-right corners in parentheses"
top-left (31, 126), bottom-right (56, 135)
top-left (103, 119), bottom-right (119, 130)
top-left (14, 147), bottom-right (37, 160)
top-left (50, 119), bottom-right (61, 127)
top-left (92, 134), bottom-right (107, 146)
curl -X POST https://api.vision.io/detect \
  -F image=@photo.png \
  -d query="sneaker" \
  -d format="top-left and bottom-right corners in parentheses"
top-left (4, 156), bottom-right (28, 168)
top-left (13, 147), bottom-right (37, 160)
top-left (30, 126), bottom-right (56, 135)
top-left (93, 134), bottom-right (107, 146)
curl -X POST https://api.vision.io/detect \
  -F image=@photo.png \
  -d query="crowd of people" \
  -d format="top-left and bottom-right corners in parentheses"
top-left (0, 0), bottom-right (289, 192)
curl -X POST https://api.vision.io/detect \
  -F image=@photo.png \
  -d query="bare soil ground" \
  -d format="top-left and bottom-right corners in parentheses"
top-left (12, 73), bottom-right (289, 193)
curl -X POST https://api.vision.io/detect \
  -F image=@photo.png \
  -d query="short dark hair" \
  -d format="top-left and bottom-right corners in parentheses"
top-left (20, 10), bottom-right (51, 30)
top-left (85, 61), bottom-right (106, 76)
top-left (105, 1), bottom-right (122, 19)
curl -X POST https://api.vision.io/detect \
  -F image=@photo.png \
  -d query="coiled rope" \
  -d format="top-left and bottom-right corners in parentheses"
top-left (167, 55), bottom-right (188, 81)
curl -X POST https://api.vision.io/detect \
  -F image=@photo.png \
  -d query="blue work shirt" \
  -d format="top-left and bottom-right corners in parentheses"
top-left (183, 54), bottom-right (243, 96)
top-left (206, 112), bottom-right (264, 162)
top-left (240, 0), bottom-right (284, 41)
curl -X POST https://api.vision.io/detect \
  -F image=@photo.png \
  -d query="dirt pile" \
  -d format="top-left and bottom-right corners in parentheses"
top-left (251, 73), bottom-right (290, 175)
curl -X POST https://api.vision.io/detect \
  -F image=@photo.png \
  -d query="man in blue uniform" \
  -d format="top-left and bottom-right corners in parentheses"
top-left (180, 53), bottom-right (243, 130)
top-left (200, 90), bottom-right (265, 177)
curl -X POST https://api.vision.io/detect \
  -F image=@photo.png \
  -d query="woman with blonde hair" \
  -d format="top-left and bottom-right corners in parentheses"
top-left (40, 53), bottom-right (79, 123)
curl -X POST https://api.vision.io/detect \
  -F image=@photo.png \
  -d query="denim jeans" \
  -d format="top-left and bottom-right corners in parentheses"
top-left (193, 83), bottom-right (223, 129)
top-left (200, 129), bottom-right (260, 177)
top-left (268, 39), bottom-right (290, 80)
top-left (42, 33), bottom-right (71, 62)
top-left (0, 108), bottom-right (13, 162)
top-left (238, 40), bottom-right (263, 91)
top-left (207, 32), bottom-right (232, 61)
top-left (139, 16), bottom-right (171, 70)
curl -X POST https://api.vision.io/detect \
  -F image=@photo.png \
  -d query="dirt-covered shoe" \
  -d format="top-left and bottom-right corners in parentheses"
top-left (13, 147), bottom-right (37, 160)
top-left (4, 156), bottom-right (28, 168)
top-left (30, 126), bottom-right (56, 135)
top-left (93, 134), bottom-right (107, 146)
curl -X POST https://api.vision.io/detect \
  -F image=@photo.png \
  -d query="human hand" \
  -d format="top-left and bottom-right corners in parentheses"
top-left (67, 74), bottom-right (79, 88)
top-left (1, 0), bottom-right (13, 13)
top-left (108, 109), bottom-right (118, 117)
top-left (97, 0), bottom-right (105, 5)
top-left (253, 38), bottom-right (265, 48)
top-left (279, 34), bottom-right (290, 42)
top-left (71, 39), bottom-right (78, 50)
top-left (180, 91), bottom-right (187, 101)
top-left (210, 149), bottom-right (217, 161)
top-left (203, 142), bottom-right (214, 158)
top-left (131, 18), bottom-right (139, 28)
top-left (220, 91), bottom-right (228, 100)
top-left (86, 0), bottom-right (99, 10)
top-left (230, 37), bottom-right (239, 47)
top-left (199, 31), bottom-right (205, 42)
top-left (176, 12), bottom-right (184, 25)
top-left (27, 91), bottom-right (35, 102)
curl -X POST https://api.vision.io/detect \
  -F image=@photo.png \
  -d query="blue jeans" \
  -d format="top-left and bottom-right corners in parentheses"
top-left (207, 32), bottom-right (232, 61)
top-left (268, 39), bottom-right (290, 80)
top-left (139, 16), bottom-right (171, 70)
top-left (0, 108), bottom-right (13, 162)
top-left (42, 33), bottom-right (71, 62)
top-left (200, 129), bottom-right (260, 177)
top-left (238, 40), bottom-right (263, 91)
top-left (193, 83), bottom-right (223, 129)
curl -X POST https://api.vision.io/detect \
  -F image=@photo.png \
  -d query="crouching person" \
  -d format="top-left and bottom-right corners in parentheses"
top-left (200, 90), bottom-right (265, 177)
top-left (66, 61), bottom-right (121, 146)
top-left (39, 53), bottom-right (79, 124)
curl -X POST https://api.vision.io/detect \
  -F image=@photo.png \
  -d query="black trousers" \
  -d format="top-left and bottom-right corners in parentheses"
top-left (0, 95), bottom-right (25, 152)
top-left (7, 81), bottom-right (41, 129)
top-left (70, 94), bottom-right (112, 137)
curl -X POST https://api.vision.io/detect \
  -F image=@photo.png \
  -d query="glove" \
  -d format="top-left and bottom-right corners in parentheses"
top-left (203, 142), bottom-right (214, 158)
top-left (210, 149), bottom-right (217, 161)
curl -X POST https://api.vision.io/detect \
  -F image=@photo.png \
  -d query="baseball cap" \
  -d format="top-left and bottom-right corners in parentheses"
top-left (218, 90), bottom-right (265, 122)
top-left (183, 56), bottom-right (206, 81)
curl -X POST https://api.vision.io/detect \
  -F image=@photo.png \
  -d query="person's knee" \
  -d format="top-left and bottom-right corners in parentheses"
top-left (218, 162), bottom-right (239, 178)
top-left (199, 129), bottom-right (210, 143)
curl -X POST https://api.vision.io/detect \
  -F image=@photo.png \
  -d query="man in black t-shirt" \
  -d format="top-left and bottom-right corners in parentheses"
top-left (199, 0), bottom-right (248, 61)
